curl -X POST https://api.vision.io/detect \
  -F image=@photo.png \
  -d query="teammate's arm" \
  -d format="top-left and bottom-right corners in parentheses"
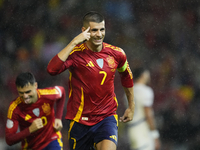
top-left (54, 86), bottom-right (66, 131)
top-left (6, 118), bottom-right (43, 146)
top-left (54, 118), bottom-right (63, 132)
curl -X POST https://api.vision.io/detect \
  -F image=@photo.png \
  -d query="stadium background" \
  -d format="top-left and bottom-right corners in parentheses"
top-left (0, 0), bottom-right (200, 150)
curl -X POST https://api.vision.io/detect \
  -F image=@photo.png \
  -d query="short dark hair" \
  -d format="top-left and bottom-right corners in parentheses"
top-left (83, 11), bottom-right (104, 27)
top-left (15, 72), bottom-right (36, 88)
top-left (133, 67), bottom-right (146, 80)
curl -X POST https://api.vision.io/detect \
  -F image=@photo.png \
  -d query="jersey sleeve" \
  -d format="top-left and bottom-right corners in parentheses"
top-left (47, 54), bottom-right (73, 75)
top-left (5, 106), bottom-right (30, 146)
top-left (54, 86), bottom-right (66, 119)
top-left (117, 48), bottom-right (133, 88)
top-left (142, 87), bottom-right (154, 107)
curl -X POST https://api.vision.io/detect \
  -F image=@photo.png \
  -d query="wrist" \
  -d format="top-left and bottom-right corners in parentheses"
top-left (150, 130), bottom-right (160, 139)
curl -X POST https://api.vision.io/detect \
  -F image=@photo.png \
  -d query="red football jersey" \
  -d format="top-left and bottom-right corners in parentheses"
top-left (47, 42), bottom-right (133, 125)
top-left (6, 86), bottom-right (65, 150)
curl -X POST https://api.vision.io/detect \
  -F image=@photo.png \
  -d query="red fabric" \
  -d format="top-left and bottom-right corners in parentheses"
top-left (6, 86), bottom-right (66, 149)
top-left (47, 55), bottom-right (65, 75)
top-left (47, 42), bottom-right (133, 126)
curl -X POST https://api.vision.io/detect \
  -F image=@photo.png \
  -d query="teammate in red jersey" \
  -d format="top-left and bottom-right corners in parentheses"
top-left (5, 72), bottom-right (66, 150)
top-left (47, 11), bottom-right (135, 150)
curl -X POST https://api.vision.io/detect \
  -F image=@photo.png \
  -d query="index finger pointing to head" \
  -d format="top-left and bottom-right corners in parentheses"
top-left (85, 27), bottom-right (90, 32)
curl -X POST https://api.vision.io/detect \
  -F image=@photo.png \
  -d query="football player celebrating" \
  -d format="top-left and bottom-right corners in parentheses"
top-left (47, 11), bottom-right (135, 150)
top-left (5, 72), bottom-right (66, 150)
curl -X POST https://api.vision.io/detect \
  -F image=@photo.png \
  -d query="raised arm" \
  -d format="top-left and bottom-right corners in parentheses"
top-left (58, 27), bottom-right (90, 61)
top-left (47, 27), bottom-right (91, 75)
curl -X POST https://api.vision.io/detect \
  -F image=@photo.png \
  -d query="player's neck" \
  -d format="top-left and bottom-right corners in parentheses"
top-left (86, 42), bottom-right (102, 52)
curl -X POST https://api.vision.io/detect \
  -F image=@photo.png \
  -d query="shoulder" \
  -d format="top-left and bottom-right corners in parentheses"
top-left (7, 97), bottom-right (23, 119)
top-left (69, 43), bottom-right (87, 55)
top-left (103, 42), bottom-right (125, 55)
top-left (37, 86), bottom-right (64, 97)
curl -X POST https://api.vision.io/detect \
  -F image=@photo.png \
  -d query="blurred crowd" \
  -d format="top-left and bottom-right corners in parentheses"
top-left (1, 0), bottom-right (200, 150)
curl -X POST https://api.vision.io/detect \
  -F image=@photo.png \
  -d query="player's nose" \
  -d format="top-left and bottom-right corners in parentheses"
top-left (23, 93), bottom-right (29, 98)
top-left (96, 30), bottom-right (102, 37)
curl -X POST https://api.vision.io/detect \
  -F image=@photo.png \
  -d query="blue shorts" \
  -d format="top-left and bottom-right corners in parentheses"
top-left (42, 138), bottom-right (63, 150)
top-left (67, 115), bottom-right (118, 150)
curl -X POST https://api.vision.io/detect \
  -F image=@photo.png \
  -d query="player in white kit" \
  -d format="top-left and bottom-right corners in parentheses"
top-left (126, 67), bottom-right (161, 150)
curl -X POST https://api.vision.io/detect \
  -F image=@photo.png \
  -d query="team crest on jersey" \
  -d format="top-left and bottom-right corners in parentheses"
top-left (33, 108), bottom-right (40, 117)
top-left (96, 59), bottom-right (104, 68)
top-left (42, 103), bottom-right (51, 116)
top-left (106, 55), bottom-right (115, 68)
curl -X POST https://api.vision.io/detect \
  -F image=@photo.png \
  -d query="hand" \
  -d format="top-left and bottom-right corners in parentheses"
top-left (72, 27), bottom-right (91, 45)
top-left (29, 118), bottom-right (44, 133)
top-left (54, 118), bottom-right (63, 132)
top-left (155, 138), bottom-right (161, 150)
top-left (119, 107), bottom-right (134, 123)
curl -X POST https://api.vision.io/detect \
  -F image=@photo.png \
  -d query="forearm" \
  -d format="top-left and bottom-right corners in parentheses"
top-left (145, 107), bottom-right (157, 130)
top-left (58, 28), bottom-right (90, 61)
top-left (55, 86), bottom-right (66, 119)
top-left (123, 87), bottom-right (135, 111)
top-left (58, 40), bottom-right (77, 61)
top-left (119, 86), bottom-right (135, 122)
top-left (144, 107), bottom-right (160, 139)
top-left (47, 55), bottom-right (65, 75)
top-left (6, 128), bottom-right (30, 146)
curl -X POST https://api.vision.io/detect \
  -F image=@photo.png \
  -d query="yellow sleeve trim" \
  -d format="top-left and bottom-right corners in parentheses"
top-left (69, 44), bottom-right (86, 55)
top-left (38, 89), bottom-right (59, 95)
top-left (7, 97), bottom-right (22, 119)
top-left (117, 60), bottom-right (127, 72)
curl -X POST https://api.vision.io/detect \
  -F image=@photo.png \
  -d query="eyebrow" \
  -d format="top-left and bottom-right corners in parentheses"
top-left (18, 90), bottom-right (31, 94)
top-left (91, 27), bottom-right (105, 31)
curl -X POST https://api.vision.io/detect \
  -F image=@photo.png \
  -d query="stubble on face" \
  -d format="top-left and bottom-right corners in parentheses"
top-left (86, 21), bottom-right (105, 52)
top-left (17, 83), bottom-right (38, 104)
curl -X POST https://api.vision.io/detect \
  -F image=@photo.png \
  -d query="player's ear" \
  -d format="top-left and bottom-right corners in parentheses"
top-left (82, 27), bottom-right (86, 32)
top-left (34, 82), bottom-right (38, 89)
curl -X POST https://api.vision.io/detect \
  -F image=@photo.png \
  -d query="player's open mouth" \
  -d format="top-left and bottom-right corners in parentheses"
top-left (24, 98), bottom-right (31, 104)
top-left (94, 39), bottom-right (102, 43)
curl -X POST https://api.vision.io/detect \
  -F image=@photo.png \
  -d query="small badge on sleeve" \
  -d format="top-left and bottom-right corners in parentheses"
top-left (6, 119), bottom-right (14, 129)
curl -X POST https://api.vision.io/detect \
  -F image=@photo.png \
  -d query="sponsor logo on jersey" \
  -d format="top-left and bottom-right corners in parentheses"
top-left (42, 103), bottom-right (51, 116)
top-left (86, 61), bottom-right (94, 67)
top-left (25, 114), bottom-right (32, 121)
top-left (33, 108), bottom-right (40, 117)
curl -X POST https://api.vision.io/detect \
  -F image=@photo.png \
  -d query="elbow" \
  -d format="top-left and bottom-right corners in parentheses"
top-left (46, 68), bottom-right (57, 76)
top-left (6, 137), bottom-right (14, 146)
